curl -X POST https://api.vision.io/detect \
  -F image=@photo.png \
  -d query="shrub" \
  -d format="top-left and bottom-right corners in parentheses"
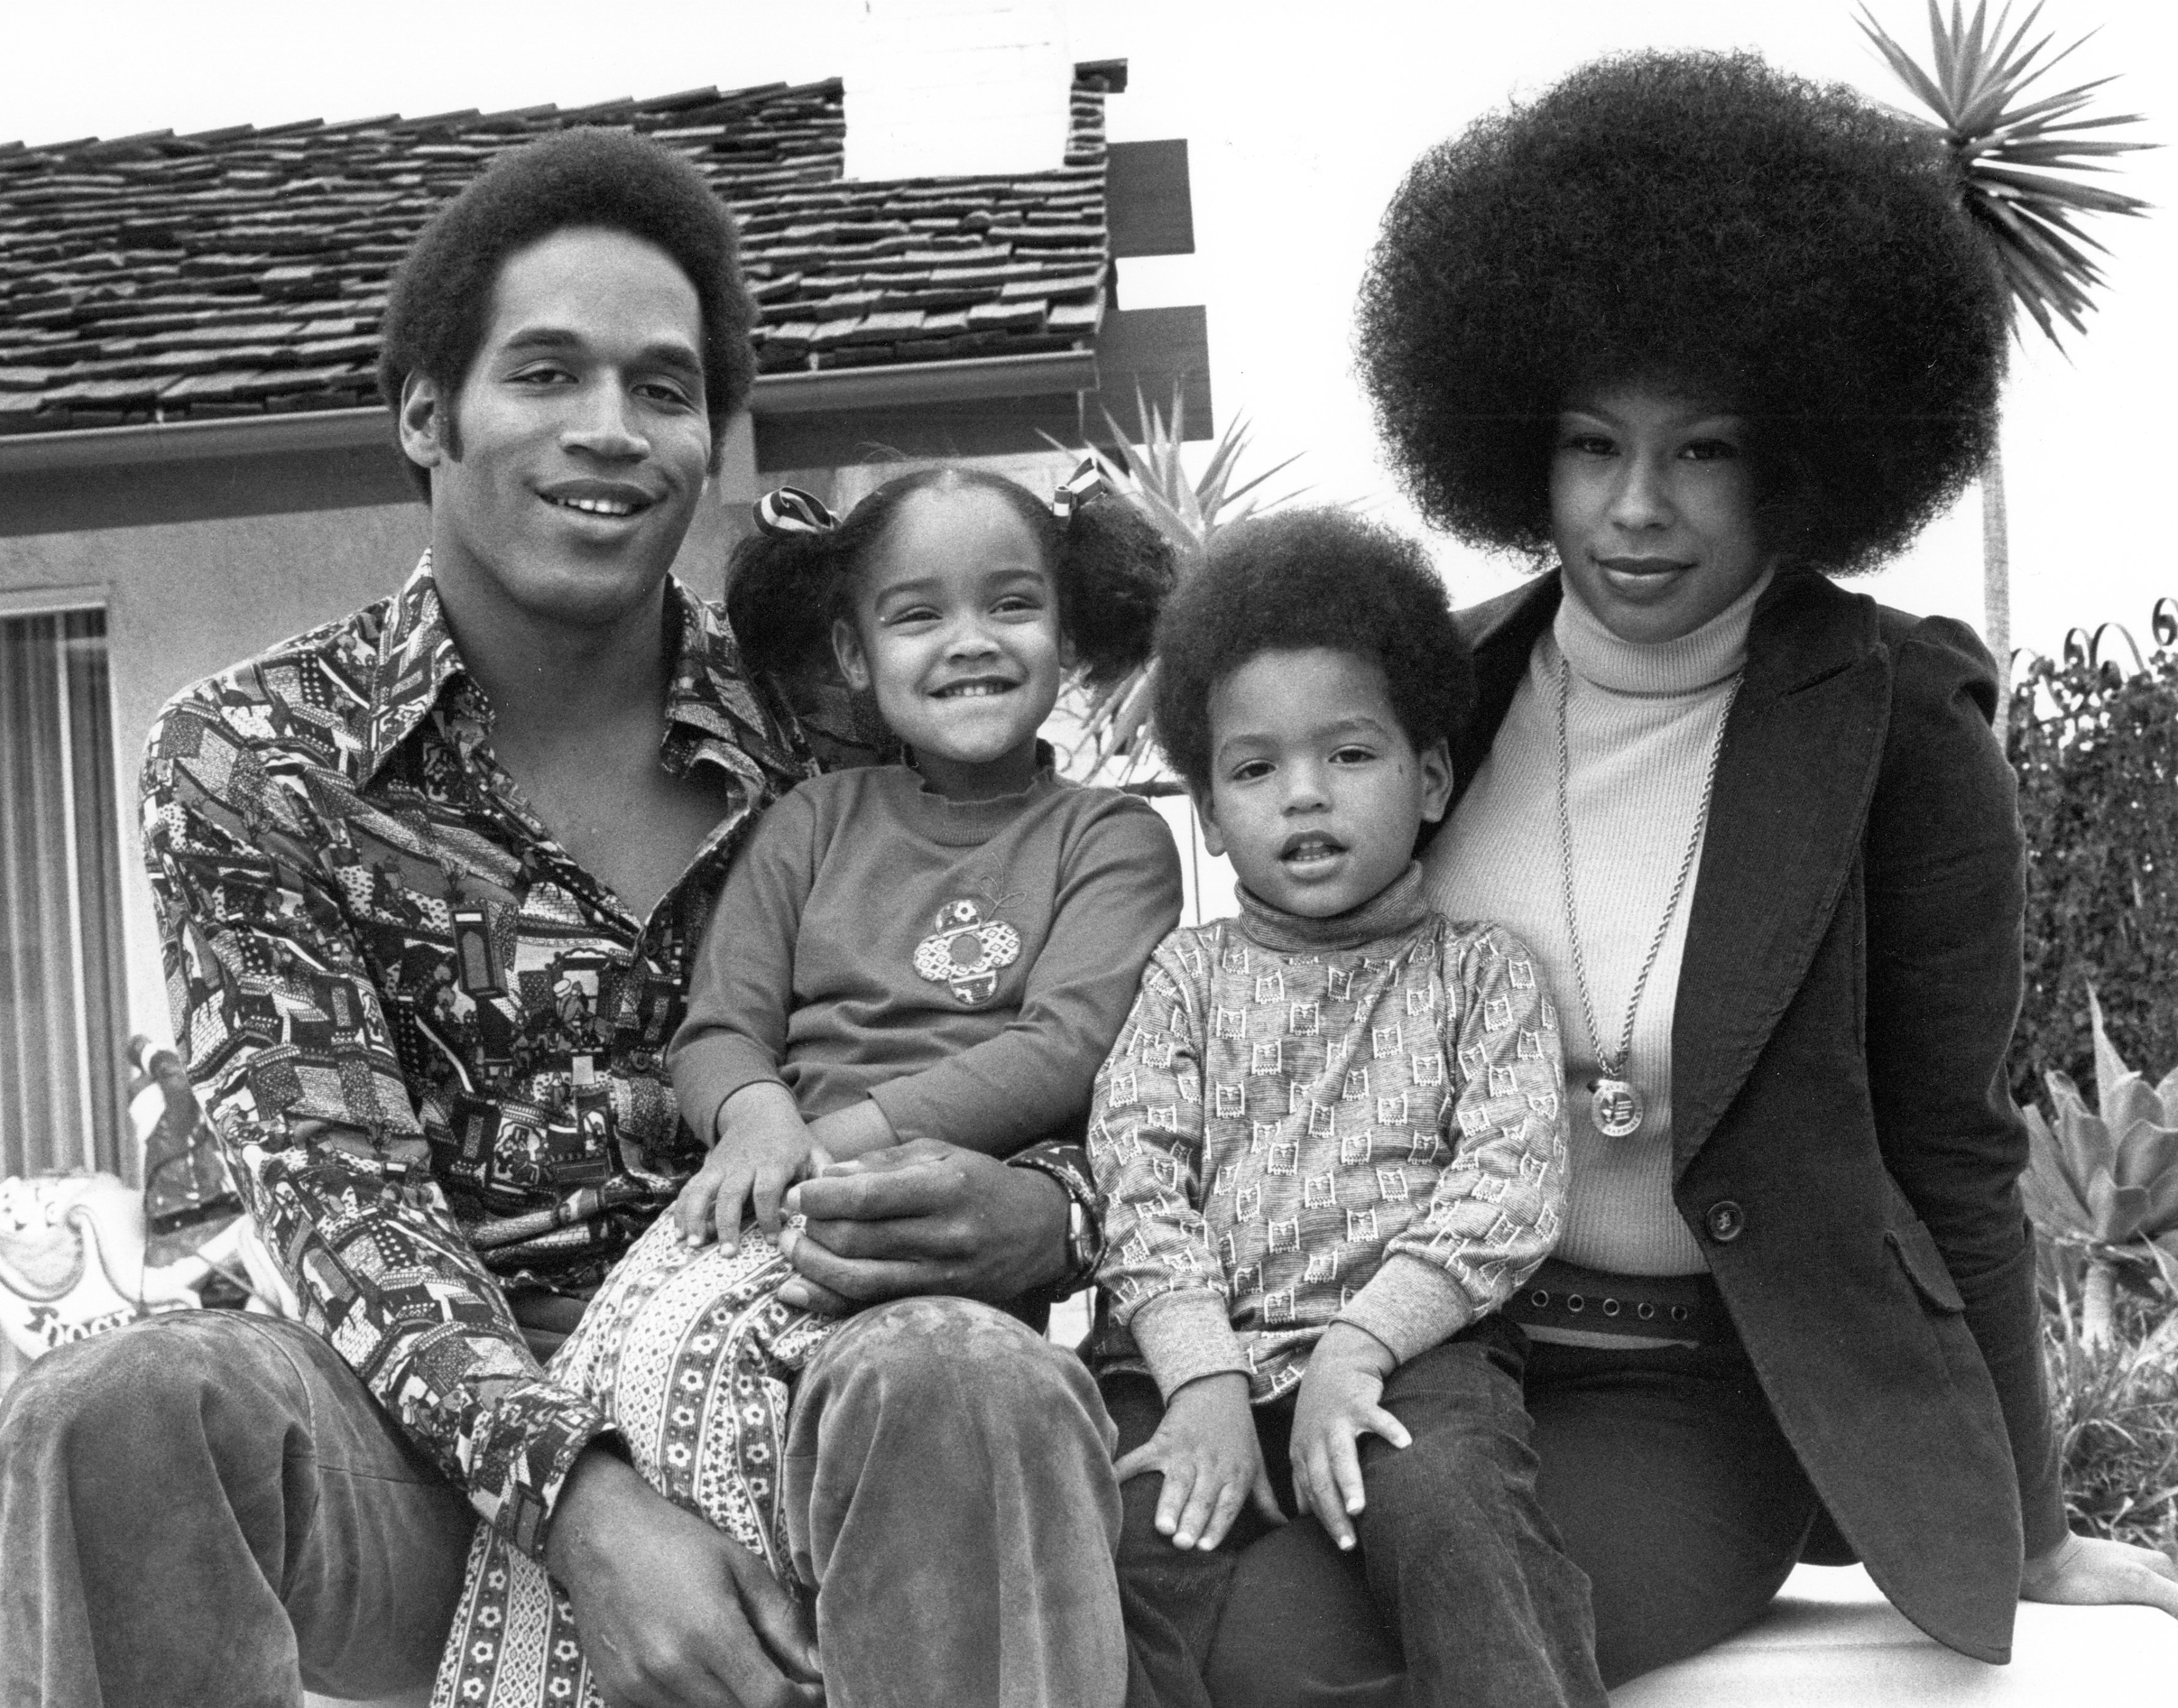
top-left (2020, 988), bottom-right (2178, 1349)
top-left (2045, 1284), bottom-right (2178, 1567)
top-left (2007, 638), bottom-right (2178, 1102)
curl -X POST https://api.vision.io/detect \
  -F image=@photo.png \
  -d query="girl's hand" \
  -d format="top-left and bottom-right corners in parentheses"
top-left (1112, 1372), bottom-right (1284, 1552)
top-left (803, 1098), bottom-right (899, 1161)
top-left (675, 1083), bottom-right (819, 1251)
top-left (1290, 1324), bottom-right (1409, 1552)
top-left (2021, 1531), bottom-right (2178, 1618)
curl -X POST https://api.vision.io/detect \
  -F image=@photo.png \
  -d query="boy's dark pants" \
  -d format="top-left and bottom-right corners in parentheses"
top-left (1108, 1316), bottom-right (1606, 1708)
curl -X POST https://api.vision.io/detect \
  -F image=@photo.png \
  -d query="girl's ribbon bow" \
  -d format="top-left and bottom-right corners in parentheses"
top-left (1050, 458), bottom-right (1107, 521)
top-left (755, 486), bottom-right (839, 537)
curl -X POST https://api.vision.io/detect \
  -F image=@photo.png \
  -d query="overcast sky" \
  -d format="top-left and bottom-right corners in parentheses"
top-left (6, 0), bottom-right (2170, 661)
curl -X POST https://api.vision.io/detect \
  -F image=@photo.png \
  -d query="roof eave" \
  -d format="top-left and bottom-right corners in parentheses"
top-left (0, 347), bottom-right (1100, 476)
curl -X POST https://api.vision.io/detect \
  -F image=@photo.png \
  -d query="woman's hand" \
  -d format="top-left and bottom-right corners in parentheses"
top-left (773, 1139), bottom-right (1069, 1311)
top-left (675, 1083), bottom-right (817, 1252)
top-left (1113, 1372), bottom-right (1284, 1552)
top-left (1289, 1325), bottom-right (1409, 1553)
top-left (2020, 1531), bottom-right (2178, 1617)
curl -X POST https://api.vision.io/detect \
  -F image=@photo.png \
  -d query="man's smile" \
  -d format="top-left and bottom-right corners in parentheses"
top-left (538, 479), bottom-right (658, 520)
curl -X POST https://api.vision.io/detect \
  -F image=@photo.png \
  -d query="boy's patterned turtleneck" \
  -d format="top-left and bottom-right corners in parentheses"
top-left (1088, 863), bottom-right (1569, 1401)
top-left (1233, 861), bottom-right (1433, 955)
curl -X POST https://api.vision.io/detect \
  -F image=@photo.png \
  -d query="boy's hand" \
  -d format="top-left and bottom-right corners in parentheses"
top-left (675, 1082), bottom-right (820, 1251)
top-left (1112, 1371), bottom-right (1284, 1552)
top-left (1290, 1324), bottom-right (1410, 1552)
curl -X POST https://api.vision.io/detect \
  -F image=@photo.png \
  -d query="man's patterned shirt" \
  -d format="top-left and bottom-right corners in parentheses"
top-left (140, 554), bottom-right (812, 1561)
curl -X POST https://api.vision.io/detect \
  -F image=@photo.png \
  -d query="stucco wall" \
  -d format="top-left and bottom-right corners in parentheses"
top-left (0, 445), bottom-right (749, 1058)
top-left (1, 498), bottom-right (428, 1051)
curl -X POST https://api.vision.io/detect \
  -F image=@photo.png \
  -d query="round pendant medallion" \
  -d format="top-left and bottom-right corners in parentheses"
top-left (1590, 1077), bottom-right (1644, 1139)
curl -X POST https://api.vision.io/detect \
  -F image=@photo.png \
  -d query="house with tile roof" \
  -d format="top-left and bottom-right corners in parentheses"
top-left (0, 58), bottom-right (1207, 1181)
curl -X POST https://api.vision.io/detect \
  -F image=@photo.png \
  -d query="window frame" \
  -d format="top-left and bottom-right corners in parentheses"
top-left (0, 584), bottom-right (131, 1180)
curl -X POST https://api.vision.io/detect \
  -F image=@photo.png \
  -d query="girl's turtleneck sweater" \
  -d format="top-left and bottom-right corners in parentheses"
top-left (1422, 570), bottom-right (1770, 1276)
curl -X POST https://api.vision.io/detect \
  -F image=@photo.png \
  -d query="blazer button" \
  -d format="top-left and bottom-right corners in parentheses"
top-left (1705, 1199), bottom-right (1746, 1243)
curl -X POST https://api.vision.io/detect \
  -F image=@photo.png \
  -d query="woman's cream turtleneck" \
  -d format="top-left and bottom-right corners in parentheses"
top-left (1422, 569), bottom-right (1770, 1276)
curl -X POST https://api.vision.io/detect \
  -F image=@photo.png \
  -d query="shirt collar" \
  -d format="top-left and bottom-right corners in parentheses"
top-left (358, 553), bottom-right (464, 781)
top-left (359, 550), bottom-right (812, 796)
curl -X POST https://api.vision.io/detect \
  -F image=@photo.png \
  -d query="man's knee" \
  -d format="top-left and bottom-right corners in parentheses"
top-left (0, 1311), bottom-right (304, 1478)
top-left (784, 1298), bottom-right (1122, 1592)
top-left (808, 1296), bottom-right (1110, 1442)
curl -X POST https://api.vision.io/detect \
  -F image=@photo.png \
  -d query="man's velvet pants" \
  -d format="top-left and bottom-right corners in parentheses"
top-left (0, 1301), bottom-right (1125, 1708)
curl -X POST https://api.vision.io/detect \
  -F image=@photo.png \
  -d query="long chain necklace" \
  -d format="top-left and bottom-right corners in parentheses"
top-left (1553, 654), bottom-right (1740, 1139)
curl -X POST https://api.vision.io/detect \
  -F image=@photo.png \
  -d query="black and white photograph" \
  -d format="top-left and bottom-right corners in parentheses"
top-left (3, 4), bottom-right (2177, 1704)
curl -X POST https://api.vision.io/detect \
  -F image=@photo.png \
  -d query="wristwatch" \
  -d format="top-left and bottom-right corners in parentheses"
top-left (1007, 1149), bottom-right (1103, 1294)
top-left (1064, 1193), bottom-right (1099, 1289)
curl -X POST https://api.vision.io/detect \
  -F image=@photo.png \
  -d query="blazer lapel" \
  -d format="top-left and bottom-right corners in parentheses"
top-left (1669, 574), bottom-right (1893, 1171)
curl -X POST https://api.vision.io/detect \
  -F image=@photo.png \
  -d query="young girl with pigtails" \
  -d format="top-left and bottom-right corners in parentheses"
top-left (433, 457), bottom-right (1185, 1708)
top-left (432, 461), bottom-right (1182, 1708)
top-left (668, 462), bottom-right (1183, 1245)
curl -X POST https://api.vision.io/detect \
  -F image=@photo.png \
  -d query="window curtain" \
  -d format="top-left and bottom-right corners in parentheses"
top-left (0, 609), bottom-right (128, 1180)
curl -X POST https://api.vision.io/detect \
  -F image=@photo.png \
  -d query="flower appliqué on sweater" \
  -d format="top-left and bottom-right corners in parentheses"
top-left (913, 898), bottom-right (1022, 1007)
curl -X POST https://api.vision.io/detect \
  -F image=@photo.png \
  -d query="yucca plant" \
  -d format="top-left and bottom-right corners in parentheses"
top-left (2020, 986), bottom-right (2178, 1348)
top-left (1048, 383), bottom-right (1299, 785)
top-left (1858, 1), bottom-right (2153, 743)
top-left (2044, 1283), bottom-right (2178, 1563)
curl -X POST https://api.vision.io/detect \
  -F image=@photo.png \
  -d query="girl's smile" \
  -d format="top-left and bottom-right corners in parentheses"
top-left (833, 485), bottom-right (1068, 801)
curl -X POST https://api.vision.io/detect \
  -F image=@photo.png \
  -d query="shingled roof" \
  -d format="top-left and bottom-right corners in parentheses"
top-left (0, 71), bottom-right (1113, 435)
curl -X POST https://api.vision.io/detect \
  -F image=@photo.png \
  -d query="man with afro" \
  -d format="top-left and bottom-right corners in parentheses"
top-left (1, 127), bottom-right (1130, 1708)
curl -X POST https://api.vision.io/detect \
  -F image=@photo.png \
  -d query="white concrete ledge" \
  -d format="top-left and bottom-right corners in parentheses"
top-left (301, 1561), bottom-right (2178, 1707)
top-left (1611, 1563), bottom-right (2178, 1706)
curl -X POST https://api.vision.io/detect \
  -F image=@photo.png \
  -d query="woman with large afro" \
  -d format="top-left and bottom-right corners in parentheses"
top-left (1196, 48), bottom-right (2178, 1704)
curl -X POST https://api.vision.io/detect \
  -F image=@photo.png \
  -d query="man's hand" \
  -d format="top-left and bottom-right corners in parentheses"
top-left (2020, 1531), bottom-right (2178, 1617)
top-left (547, 1445), bottom-right (823, 1708)
top-left (675, 1083), bottom-right (816, 1252)
top-left (1289, 1324), bottom-right (1408, 1553)
top-left (1113, 1372), bottom-right (1284, 1552)
top-left (773, 1140), bottom-right (1069, 1311)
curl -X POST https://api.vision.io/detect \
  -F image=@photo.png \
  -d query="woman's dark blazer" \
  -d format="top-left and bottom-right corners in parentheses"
top-left (1450, 569), bottom-right (2066, 1665)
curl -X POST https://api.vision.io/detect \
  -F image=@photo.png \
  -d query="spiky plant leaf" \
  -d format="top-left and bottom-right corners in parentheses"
top-left (1040, 385), bottom-right (1309, 783)
top-left (1858, 0), bottom-right (2153, 346)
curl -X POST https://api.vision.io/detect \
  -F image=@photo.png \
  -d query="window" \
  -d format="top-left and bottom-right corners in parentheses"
top-left (1, 606), bottom-right (128, 1179)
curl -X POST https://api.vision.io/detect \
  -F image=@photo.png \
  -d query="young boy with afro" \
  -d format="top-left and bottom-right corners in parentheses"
top-left (1086, 508), bottom-right (1606, 1708)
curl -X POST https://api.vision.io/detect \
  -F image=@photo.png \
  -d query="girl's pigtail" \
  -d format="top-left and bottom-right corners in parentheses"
top-left (1055, 487), bottom-right (1177, 688)
top-left (724, 489), bottom-right (847, 682)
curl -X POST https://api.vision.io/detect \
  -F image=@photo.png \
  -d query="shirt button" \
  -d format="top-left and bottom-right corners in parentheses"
top-left (1705, 1200), bottom-right (1746, 1243)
